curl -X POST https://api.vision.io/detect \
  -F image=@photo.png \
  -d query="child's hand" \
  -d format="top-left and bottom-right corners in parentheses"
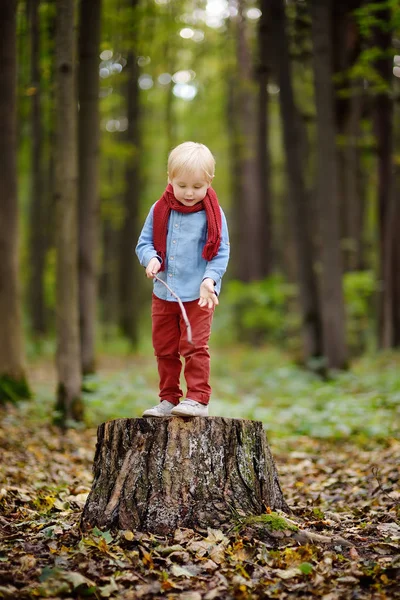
top-left (199, 278), bottom-right (219, 308)
top-left (146, 257), bottom-right (161, 278)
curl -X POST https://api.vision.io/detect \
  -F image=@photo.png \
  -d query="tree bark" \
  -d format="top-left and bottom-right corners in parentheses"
top-left (373, 8), bottom-right (397, 348)
top-left (78, 0), bottom-right (102, 374)
top-left (332, 0), bottom-right (364, 272)
top-left (269, 0), bottom-right (323, 363)
top-left (231, 0), bottom-right (263, 282)
top-left (81, 417), bottom-right (288, 535)
top-left (311, 0), bottom-right (348, 370)
top-left (28, 0), bottom-right (47, 336)
top-left (257, 0), bottom-right (273, 276)
top-left (54, 0), bottom-right (83, 422)
top-left (118, 39), bottom-right (141, 345)
top-left (0, 0), bottom-right (30, 401)
top-left (100, 217), bottom-right (120, 336)
top-left (343, 90), bottom-right (365, 272)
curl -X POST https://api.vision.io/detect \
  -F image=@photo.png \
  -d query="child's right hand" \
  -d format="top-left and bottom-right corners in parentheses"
top-left (146, 257), bottom-right (161, 278)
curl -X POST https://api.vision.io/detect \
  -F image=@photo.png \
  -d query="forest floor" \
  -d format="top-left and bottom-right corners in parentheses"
top-left (0, 346), bottom-right (399, 599)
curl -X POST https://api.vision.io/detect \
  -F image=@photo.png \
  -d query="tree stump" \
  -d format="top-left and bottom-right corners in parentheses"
top-left (81, 417), bottom-right (288, 535)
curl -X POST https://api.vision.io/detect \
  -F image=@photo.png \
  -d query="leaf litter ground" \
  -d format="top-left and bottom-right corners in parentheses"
top-left (0, 347), bottom-right (399, 599)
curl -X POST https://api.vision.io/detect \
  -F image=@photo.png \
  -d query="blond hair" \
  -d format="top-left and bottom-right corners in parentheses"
top-left (168, 142), bottom-right (215, 184)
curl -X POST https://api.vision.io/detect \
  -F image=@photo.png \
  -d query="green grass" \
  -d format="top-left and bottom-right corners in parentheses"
top-left (24, 343), bottom-right (400, 442)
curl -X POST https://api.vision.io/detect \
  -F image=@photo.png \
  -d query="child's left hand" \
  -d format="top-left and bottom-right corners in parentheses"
top-left (199, 278), bottom-right (219, 308)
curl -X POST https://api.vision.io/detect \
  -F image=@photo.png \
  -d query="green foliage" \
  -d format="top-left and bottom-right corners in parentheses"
top-left (215, 275), bottom-right (300, 349)
top-left (214, 271), bottom-right (377, 357)
top-left (65, 343), bottom-right (400, 441)
top-left (354, 1), bottom-right (400, 37)
top-left (347, 48), bottom-right (392, 94)
top-left (0, 375), bottom-right (32, 403)
top-left (349, 0), bottom-right (397, 93)
top-left (209, 346), bottom-right (400, 440)
top-left (343, 270), bottom-right (377, 354)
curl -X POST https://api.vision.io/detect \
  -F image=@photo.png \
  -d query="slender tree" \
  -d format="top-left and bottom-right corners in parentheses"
top-left (392, 112), bottom-right (400, 346)
top-left (54, 0), bottom-right (83, 423)
top-left (78, 0), bottom-right (102, 374)
top-left (28, 0), bottom-right (47, 336)
top-left (269, 0), bottom-right (323, 363)
top-left (118, 0), bottom-right (141, 344)
top-left (100, 215), bottom-right (120, 335)
top-left (257, 0), bottom-right (273, 276)
top-left (232, 0), bottom-right (263, 282)
top-left (311, 0), bottom-right (348, 369)
top-left (333, 0), bottom-right (364, 272)
top-left (370, 4), bottom-right (397, 347)
top-left (0, 0), bottom-right (31, 402)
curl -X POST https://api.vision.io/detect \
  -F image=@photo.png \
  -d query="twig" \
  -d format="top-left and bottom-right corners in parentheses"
top-left (372, 466), bottom-right (400, 507)
top-left (153, 274), bottom-right (193, 344)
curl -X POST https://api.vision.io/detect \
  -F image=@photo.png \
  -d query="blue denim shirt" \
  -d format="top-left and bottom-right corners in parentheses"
top-left (136, 203), bottom-right (230, 302)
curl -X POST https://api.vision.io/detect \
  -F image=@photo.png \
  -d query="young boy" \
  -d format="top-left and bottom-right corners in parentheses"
top-left (136, 141), bottom-right (230, 417)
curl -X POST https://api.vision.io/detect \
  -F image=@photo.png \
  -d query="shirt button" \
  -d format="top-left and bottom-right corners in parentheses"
top-left (170, 256), bottom-right (174, 260)
top-left (174, 224), bottom-right (178, 228)
top-left (172, 240), bottom-right (176, 244)
top-left (169, 274), bottom-right (172, 277)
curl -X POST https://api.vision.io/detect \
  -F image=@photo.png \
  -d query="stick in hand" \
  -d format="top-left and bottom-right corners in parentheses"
top-left (153, 274), bottom-right (193, 345)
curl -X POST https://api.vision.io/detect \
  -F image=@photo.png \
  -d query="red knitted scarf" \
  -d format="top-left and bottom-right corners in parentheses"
top-left (153, 183), bottom-right (222, 271)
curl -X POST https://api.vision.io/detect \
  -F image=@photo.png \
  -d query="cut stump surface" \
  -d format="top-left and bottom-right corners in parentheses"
top-left (81, 417), bottom-right (288, 535)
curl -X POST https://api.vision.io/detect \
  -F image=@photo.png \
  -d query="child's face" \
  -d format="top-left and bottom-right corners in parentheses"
top-left (170, 170), bottom-right (210, 207)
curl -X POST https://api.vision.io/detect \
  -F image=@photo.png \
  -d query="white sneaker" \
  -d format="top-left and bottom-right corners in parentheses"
top-left (142, 400), bottom-right (175, 417)
top-left (171, 399), bottom-right (209, 417)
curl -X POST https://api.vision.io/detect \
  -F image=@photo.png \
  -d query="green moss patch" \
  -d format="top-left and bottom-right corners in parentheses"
top-left (243, 512), bottom-right (299, 532)
top-left (0, 375), bottom-right (32, 403)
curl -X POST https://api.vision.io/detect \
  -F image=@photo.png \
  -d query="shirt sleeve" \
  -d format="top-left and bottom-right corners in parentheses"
top-left (135, 204), bottom-right (161, 268)
top-left (203, 207), bottom-right (230, 285)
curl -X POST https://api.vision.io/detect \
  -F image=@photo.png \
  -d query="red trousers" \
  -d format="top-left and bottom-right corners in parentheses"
top-left (151, 295), bottom-right (214, 405)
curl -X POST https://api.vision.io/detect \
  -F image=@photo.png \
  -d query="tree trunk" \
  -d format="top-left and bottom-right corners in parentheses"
top-left (232, 1), bottom-right (263, 282)
top-left (54, 0), bottom-right (83, 423)
top-left (311, 0), bottom-right (348, 370)
top-left (373, 8), bottom-right (397, 348)
top-left (257, 0), bottom-right (273, 276)
top-left (391, 97), bottom-right (400, 346)
top-left (78, 0), bottom-right (102, 375)
top-left (388, 165), bottom-right (400, 346)
top-left (118, 39), bottom-right (141, 345)
top-left (269, 0), bottom-right (323, 363)
top-left (332, 0), bottom-right (364, 272)
top-left (226, 69), bottom-right (241, 277)
top-left (100, 218), bottom-right (120, 337)
top-left (0, 0), bottom-right (31, 402)
top-left (42, 5), bottom-right (56, 281)
top-left (343, 90), bottom-right (365, 271)
top-left (28, 0), bottom-right (47, 336)
top-left (81, 417), bottom-right (288, 535)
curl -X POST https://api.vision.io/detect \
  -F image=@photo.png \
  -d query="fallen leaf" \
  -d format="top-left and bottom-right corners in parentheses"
top-left (135, 582), bottom-right (162, 598)
top-left (275, 567), bottom-right (301, 579)
top-left (99, 578), bottom-right (119, 597)
top-left (180, 592), bottom-right (202, 600)
top-left (205, 529), bottom-right (229, 546)
top-left (349, 547), bottom-right (360, 561)
top-left (170, 564), bottom-right (199, 578)
top-left (377, 522), bottom-right (400, 539)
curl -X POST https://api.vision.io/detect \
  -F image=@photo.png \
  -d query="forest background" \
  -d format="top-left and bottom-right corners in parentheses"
top-left (0, 0), bottom-right (399, 598)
